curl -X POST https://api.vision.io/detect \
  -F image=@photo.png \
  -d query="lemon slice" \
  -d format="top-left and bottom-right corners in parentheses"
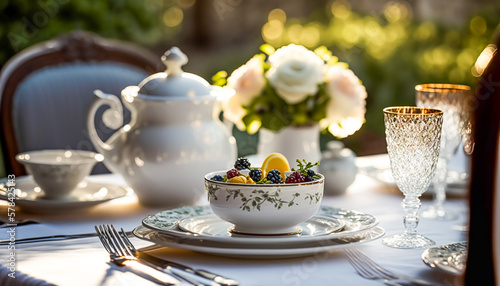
top-left (228, 175), bottom-right (248, 184)
top-left (261, 153), bottom-right (290, 179)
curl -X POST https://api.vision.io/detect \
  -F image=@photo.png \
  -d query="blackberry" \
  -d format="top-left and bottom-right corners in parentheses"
top-left (210, 175), bottom-right (224, 182)
top-left (306, 169), bottom-right (317, 181)
top-left (285, 172), bottom-right (306, 184)
top-left (234, 157), bottom-right (251, 170)
top-left (226, 169), bottom-right (240, 179)
top-left (266, 169), bottom-right (283, 184)
top-left (249, 168), bottom-right (263, 182)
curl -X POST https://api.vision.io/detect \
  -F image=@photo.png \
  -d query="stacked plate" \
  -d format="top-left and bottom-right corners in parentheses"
top-left (134, 205), bottom-right (384, 259)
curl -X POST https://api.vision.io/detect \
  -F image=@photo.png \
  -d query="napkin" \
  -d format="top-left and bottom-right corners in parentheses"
top-left (0, 264), bottom-right (56, 286)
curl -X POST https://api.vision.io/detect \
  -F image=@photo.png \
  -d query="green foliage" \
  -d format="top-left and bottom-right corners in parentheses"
top-left (0, 0), bottom-right (171, 68)
top-left (261, 3), bottom-right (500, 136)
top-left (292, 159), bottom-right (320, 177)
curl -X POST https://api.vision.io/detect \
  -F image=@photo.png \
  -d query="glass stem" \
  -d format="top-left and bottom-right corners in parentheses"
top-left (402, 195), bottom-right (420, 235)
top-left (432, 157), bottom-right (449, 214)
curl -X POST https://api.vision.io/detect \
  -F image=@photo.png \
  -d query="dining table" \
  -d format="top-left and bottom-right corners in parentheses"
top-left (0, 153), bottom-right (469, 286)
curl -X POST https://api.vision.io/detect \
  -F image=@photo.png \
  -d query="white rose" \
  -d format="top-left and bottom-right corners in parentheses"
top-left (324, 65), bottom-right (367, 138)
top-left (222, 57), bottom-right (266, 130)
top-left (266, 44), bottom-right (324, 104)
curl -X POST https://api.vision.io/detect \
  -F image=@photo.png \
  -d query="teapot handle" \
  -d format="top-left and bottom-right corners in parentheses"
top-left (87, 90), bottom-right (124, 151)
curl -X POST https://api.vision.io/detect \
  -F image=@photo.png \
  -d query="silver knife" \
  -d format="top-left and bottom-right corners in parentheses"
top-left (0, 232), bottom-right (98, 245)
top-left (137, 251), bottom-right (239, 286)
top-left (0, 231), bottom-right (133, 245)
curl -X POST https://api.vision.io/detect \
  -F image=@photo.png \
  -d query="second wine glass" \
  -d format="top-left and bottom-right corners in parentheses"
top-left (415, 84), bottom-right (471, 220)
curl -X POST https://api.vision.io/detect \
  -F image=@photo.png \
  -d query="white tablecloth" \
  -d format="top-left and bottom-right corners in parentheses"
top-left (0, 155), bottom-right (468, 286)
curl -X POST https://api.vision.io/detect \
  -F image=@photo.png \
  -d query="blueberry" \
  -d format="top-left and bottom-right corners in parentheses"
top-left (249, 169), bottom-right (263, 182)
top-left (266, 169), bottom-right (283, 184)
top-left (210, 175), bottom-right (224, 182)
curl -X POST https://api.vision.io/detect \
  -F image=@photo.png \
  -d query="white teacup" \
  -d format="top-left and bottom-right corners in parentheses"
top-left (16, 150), bottom-right (103, 199)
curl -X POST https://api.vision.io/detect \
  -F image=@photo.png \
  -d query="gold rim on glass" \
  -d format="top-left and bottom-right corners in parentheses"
top-left (415, 83), bottom-right (471, 93)
top-left (383, 106), bottom-right (443, 116)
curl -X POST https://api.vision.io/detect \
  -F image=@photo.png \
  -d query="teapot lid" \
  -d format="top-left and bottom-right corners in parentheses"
top-left (137, 47), bottom-right (211, 98)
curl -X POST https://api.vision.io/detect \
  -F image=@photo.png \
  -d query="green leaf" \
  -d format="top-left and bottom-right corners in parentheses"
top-left (211, 70), bottom-right (228, 85)
top-left (310, 84), bottom-right (330, 122)
top-left (327, 56), bottom-right (339, 66)
top-left (313, 46), bottom-right (332, 61)
top-left (260, 44), bottom-right (276, 55)
top-left (213, 78), bottom-right (227, 87)
top-left (253, 53), bottom-right (267, 63)
top-left (242, 114), bottom-right (262, 135)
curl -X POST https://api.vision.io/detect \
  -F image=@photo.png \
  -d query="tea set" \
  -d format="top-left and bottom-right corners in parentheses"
top-left (6, 47), bottom-right (355, 230)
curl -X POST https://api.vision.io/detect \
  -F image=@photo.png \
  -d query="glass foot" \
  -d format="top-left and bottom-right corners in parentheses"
top-left (422, 206), bottom-right (458, 220)
top-left (382, 232), bottom-right (435, 249)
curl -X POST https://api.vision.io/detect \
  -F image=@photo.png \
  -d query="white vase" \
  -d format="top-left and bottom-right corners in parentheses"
top-left (257, 125), bottom-right (321, 166)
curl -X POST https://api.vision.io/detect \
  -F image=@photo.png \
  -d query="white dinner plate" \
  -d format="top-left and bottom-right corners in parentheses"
top-left (142, 205), bottom-right (379, 245)
top-left (178, 214), bottom-right (345, 237)
top-left (133, 225), bottom-right (385, 259)
top-left (0, 176), bottom-right (129, 214)
top-left (421, 241), bottom-right (467, 275)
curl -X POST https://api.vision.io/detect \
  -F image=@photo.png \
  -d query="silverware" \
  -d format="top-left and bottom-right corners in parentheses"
top-left (344, 248), bottom-right (434, 286)
top-left (95, 224), bottom-right (181, 285)
top-left (117, 226), bottom-right (239, 286)
top-left (0, 219), bottom-right (40, 228)
top-left (0, 229), bottom-right (134, 245)
top-left (0, 232), bottom-right (99, 245)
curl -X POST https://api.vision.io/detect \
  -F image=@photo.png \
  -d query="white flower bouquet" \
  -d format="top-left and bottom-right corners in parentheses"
top-left (213, 44), bottom-right (367, 138)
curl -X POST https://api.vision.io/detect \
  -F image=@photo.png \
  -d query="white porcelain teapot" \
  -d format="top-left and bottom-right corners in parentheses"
top-left (87, 47), bottom-right (237, 207)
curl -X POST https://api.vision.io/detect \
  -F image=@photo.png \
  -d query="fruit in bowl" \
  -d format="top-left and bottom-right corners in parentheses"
top-left (204, 153), bottom-right (324, 235)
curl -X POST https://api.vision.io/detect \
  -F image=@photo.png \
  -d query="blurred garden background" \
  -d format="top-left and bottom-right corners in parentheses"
top-left (1, 0), bottom-right (499, 176)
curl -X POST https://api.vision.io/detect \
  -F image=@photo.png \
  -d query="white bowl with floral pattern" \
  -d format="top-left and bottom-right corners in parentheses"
top-left (16, 150), bottom-right (103, 200)
top-left (204, 170), bottom-right (324, 235)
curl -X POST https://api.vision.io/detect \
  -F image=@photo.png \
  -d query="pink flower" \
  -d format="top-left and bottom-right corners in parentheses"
top-left (227, 57), bottom-right (266, 105)
top-left (323, 65), bottom-right (367, 138)
top-left (222, 57), bottom-right (266, 130)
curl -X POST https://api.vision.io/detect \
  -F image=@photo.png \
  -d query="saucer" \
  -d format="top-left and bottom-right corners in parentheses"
top-left (178, 214), bottom-right (345, 237)
top-left (0, 176), bottom-right (129, 214)
top-left (421, 241), bottom-right (467, 275)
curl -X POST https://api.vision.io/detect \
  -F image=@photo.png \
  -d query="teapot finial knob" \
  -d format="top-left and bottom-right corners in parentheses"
top-left (161, 47), bottom-right (188, 76)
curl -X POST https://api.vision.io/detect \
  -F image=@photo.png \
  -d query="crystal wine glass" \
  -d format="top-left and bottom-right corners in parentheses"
top-left (382, 107), bottom-right (443, 248)
top-left (415, 84), bottom-right (471, 220)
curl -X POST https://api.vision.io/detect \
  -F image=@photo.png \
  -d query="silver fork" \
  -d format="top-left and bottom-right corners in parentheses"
top-left (95, 225), bottom-right (180, 285)
top-left (344, 248), bottom-right (434, 286)
top-left (116, 227), bottom-right (238, 286)
top-left (97, 225), bottom-right (207, 286)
